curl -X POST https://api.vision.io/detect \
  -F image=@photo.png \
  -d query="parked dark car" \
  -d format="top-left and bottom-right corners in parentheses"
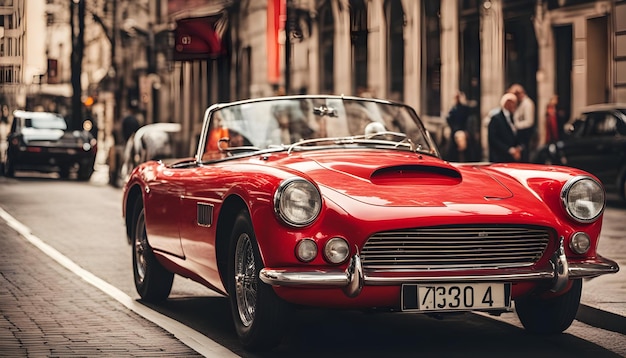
top-left (3, 110), bottom-right (97, 180)
top-left (533, 103), bottom-right (626, 201)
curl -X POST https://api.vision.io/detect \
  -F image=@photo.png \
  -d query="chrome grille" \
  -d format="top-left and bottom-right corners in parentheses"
top-left (361, 226), bottom-right (551, 269)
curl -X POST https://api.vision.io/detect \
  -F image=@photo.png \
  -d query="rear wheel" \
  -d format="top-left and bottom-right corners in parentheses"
top-left (619, 174), bottom-right (626, 201)
top-left (515, 279), bottom-right (582, 334)
top-left (132, 204), bottom-right (174, 302)
top-left (3, 153), bottom-right (14, 177)
top-left (227, 211), bottom-right (289, 352)
top-left (59, 165), bottom-right (71, 179)
top-left (77, 164), bottom-right (94, 181)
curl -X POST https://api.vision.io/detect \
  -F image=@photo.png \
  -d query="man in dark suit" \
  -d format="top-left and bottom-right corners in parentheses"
top-left (488, 93), bottom-right (522, 162)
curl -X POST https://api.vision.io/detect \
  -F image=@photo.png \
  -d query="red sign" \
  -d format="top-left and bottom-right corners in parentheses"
top-left (174, 16), bottom-right (226, 61)
top-left (267, 0), bottom-right (286, 84)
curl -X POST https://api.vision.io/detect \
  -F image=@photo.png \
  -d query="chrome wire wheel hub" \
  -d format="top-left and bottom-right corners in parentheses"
top-left (234, 233), bottom-right (257, 327)
top-left (134, 216), bottom-right (148, 284)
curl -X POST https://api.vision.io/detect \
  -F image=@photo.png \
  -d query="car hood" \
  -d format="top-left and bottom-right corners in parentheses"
top-left (281, 151), bottom-right (522, 207)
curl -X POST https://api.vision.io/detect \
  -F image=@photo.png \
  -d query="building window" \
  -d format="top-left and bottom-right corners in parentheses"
top-left (460, 6), bottom-right (480, 105)
top-left (319, 1), bottom-right (334, 94)
top-left (350, 0), bottom-right (368, 95)
top-left (424, 1), bottom-right (441, 116)
top-left (385, 0), bottom-right (404, 102)
top-left (0, 66), bottom-right (16, 84)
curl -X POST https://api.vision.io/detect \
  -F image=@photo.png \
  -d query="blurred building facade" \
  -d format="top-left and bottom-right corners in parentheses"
top-left (2, 0), bottom-right (625, 159)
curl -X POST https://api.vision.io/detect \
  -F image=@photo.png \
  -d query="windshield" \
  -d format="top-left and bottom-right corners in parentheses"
top-left (199, 96), bottom-right (438, 161)
top-left (23, 114), bottom-right (67, 130)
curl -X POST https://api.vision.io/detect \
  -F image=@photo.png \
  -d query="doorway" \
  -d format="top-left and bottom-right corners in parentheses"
top-left (554, 24), bottom-right (572, 126)
top-left (586, 16), bottom-right (609, 105)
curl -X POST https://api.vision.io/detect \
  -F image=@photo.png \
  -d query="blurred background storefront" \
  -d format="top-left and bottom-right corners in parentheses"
top-left (1, 0), bottom-right (625, 159)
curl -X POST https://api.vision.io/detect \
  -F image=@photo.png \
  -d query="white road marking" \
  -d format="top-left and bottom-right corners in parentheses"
top-left (0, 206), bottom-right (238, 358)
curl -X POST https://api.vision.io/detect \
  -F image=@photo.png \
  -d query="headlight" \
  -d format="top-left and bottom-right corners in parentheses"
top-left (324, 237), bottom-right (350, 264)
top-left (569, 232), bottom-right (591, 254)
top-left (295, 239), bottom-right (317, 262)
top-left (274, 178), bottom-right (322, 227)
top-left (561, 176), bottom-right (605, 223)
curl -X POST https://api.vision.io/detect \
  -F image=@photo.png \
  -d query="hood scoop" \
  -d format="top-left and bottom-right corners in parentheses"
top-left (370, 165), bottom-right (462, 185)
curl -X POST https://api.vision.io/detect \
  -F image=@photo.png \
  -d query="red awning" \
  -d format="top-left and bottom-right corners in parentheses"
top-left (174, 16), bottom-right (226, 61)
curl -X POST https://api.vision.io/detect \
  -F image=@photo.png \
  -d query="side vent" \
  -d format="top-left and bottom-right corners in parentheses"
top-left (197, 202), bottom-right (213, 227)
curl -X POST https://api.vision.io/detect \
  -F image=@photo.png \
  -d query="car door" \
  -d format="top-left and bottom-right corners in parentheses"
top-left (560, 111), bottom-right (621, 186)
top-left (143, 164), bottom-right (186, 258)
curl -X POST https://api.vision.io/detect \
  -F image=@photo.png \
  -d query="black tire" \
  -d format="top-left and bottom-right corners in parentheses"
top-left (227, 211), bottom-right (289, 352)
top-left (132, 204), bottom-right (174, 302)
top-left (4, 153), bottom-right (14, 177)
top-left (77, 164), bottom-right (94, 181)
top-left (515, 279), bottom-right (582, 334)
top-left (59, 166), bottom-right (71, 179)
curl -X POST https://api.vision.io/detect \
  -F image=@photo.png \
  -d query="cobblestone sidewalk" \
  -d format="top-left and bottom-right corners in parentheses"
top-left (0, 223), bottom-right (204, 357)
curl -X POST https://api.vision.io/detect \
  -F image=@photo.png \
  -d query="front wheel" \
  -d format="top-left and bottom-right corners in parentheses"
top-left (227, 211), bottom-right (290, 352)
top-left (132, 204), bottom-right (174, 302)
top-left (515, 279), bottom-right (582, 334)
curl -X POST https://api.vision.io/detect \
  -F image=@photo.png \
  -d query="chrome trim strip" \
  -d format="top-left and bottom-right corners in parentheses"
top-left (343, 248), bottom-right (363, 297)
top-left (568, 257), bottom-right (620, 278)
top-left (363, 271), bottom-right (556, 284)
top-left (259, 269), bottom-right (349, 286)
top-left (550, 237), bottom-right (569, 292)
top-left (259, 267), bottom-right (556, 286)
top-left (259, 252), bottom-right (620, 297)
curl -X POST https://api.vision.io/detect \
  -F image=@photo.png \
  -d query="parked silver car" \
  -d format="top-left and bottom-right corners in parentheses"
top-left (111, 122), bottom-right (182, 187)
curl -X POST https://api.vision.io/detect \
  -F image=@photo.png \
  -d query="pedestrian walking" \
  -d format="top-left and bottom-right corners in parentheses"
top-left (122, 108), bottom-right (141, 143)
top-left (445, 92), bottom-right (471, 162)
top-left (545, 95), bottom-right (560, 144)
top-left (488, 93), bottom-right (522, 163)
top-left (509, 84), bottom-right (536, 161)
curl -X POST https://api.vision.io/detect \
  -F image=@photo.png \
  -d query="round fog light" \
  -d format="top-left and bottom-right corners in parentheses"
top-left (324, 238), bottom-right (350, 264)
top-left (570, 232), bottom-right (591, 254)
top-left (296, 239), bottom-right (317, 262)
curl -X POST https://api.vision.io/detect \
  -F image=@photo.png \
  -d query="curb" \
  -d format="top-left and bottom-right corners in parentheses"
top-left (576, 304), bottom-right (626, 335)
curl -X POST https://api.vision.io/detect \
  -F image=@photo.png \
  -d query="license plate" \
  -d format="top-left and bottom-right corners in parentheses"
top-left (401, 283), bottom-right (511, 312)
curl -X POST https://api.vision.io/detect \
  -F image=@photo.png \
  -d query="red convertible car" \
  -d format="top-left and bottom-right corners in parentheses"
top-left (123, 95), bottom-right (619, 351)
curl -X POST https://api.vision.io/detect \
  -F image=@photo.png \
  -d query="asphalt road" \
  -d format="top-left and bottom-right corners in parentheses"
top-left (0, 171), bottom-right (624, 357)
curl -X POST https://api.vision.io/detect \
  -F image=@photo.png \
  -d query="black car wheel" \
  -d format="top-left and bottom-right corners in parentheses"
top-left (77, 164), bottom-right (94, 181)
top-left (59, 165), bottom-right (71, 179)
top-left (227, 211), bottom-right (289, 352)
top-left (132, 204), bottom-right (174, 302)
top-left (3, 153), bottom-right (14, 177)
top-left (515, 279), bottom-right (582, 334)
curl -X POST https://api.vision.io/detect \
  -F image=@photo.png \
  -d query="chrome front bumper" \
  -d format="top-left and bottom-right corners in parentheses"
top-left (259, 240), bottom-right (620, 298)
